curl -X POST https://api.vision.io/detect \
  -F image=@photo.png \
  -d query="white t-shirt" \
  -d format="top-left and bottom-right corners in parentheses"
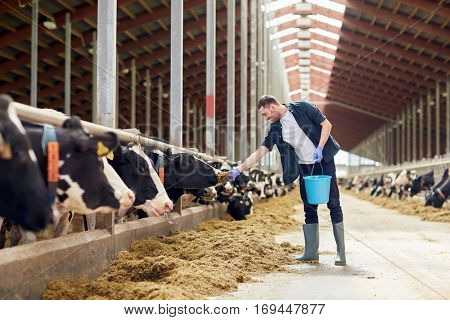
top-left (280, 109), bottom-right (316, 164)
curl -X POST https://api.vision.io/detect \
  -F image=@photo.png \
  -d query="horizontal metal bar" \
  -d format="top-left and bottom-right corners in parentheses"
top-left (343, 153), bottom-right (450, 179)
top-left (12, 102), bottom-right (223, 163)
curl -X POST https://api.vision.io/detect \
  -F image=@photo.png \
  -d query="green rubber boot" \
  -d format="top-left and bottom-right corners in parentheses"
top-left (295, 223), bottom-right (319, 263)
top-left (333, 222), bottom-right (346, 266)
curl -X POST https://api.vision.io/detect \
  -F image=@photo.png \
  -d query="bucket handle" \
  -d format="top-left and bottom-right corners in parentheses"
top-left (310, 162), bottom-right (324, 176)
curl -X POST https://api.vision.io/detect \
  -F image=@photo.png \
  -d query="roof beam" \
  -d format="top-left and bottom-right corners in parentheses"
top-left (341, 15), bottom-right (450, 58)
top-left (345, 0), bottom-right (449, 39)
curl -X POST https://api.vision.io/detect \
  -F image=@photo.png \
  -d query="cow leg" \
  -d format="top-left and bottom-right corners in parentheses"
top-left (83, 214), bottom-right (96, 231)
top-left (54, 211), bottom-right (74, 237)
top-left (0, 217), bottom-right (5, 249)
top-left (9, 224), bottom-right (21, 246)
top-left (18, 226), bottom-right (37, 245)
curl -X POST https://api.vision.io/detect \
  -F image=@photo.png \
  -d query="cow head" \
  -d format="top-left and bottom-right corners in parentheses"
top-left (53, 117), bottom-right (121, 213)
top-left (108, 143), bottom-right (172, 216)
top-left (430, 177), bottom-right (449, 208)
top-left (0, 95), bottom-right (52, 231)
top-left (161, 151), bottom-right (221, 189)
top-left (409, 176), bottom-right (423, 197)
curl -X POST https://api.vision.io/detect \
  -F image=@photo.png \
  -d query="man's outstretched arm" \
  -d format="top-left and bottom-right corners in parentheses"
top-left (238, 145), bottom-right (269, 172)
top-left (228, 146), bottom-right (269, 181)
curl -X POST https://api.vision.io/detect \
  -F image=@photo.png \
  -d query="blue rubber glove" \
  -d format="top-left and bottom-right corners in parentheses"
top-left (313, 146), bottom-right (323, 163)
top-left (227, 168), bottom-right (241, 182)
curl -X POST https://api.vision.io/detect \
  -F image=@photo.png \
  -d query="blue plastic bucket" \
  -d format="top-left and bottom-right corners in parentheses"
top-left (304, 163), bottom-right (332, 204)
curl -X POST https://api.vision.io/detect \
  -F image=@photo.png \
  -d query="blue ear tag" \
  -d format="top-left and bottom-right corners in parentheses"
top-left (41, 124), bottom-right (57, 156)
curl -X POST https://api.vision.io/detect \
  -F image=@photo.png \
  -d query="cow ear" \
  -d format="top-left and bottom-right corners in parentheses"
top-left (0, 94), bottom-right (12, 114)
top-left (93, 132), bottom-right (119, 157)
top-left (62, 116), bottom-right (83, 130)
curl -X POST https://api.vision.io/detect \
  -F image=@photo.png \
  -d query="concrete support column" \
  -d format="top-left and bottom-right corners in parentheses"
top-left (412, 102), bottom-right (417, 161)
top-left (250, 0), bottom-right (257, 153)
top-left (240, 0), bottom-right (248, 160)
top-left (226, 0), bottom-right (235, 160)
top-left (64, 12), bottom-right (71, 115)
top-left (170, 0), bottom-right (183, 147)
top-left (436, 80), bottom-right (440, 156)
top-left (97, 0), bottom-right (117, 128)
top-left (130, 59), bottom-right (136, 128)
top-left (31, 0), bottom-right (38, 107)
top-left (92, 32), bottom-right (97, 123)
top-left (427, 89), bottom-right (432, 158)
top-left (206, 0), bottom-right (216, 155)
top-left (158, 78), bottom-right (163, 139)
top-left (145, 69), bottom-right (151, 136)
top-left (419, 96), bottom-right (424, 159)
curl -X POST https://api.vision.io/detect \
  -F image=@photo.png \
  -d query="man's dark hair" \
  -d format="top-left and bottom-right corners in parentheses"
top-left (257, 95), bottom-right (280, 109)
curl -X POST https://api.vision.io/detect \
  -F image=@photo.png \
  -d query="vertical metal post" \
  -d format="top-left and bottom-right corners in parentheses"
top-left (206, 0), bottom-right (216, 155)
top-left (257, 0), bottom-right (264, 167)
top-left (396, 118), bottom-right (400, 164)
top-left (199, 112), bottom-right (204, 151)
top-left (186, 98), bottom-right (190, 147)
top-left (250, 0), bottom-right (257, 153)
top-left (115, 53), bottom-right (119, 128)
top-left (158, 78), bottom-right (163, 139)
top-left (92, 31), bottom-right (97, 123)
top-left (447, 77), bottom-right (450, 154)
top-left (145, 69), bottom-right (151, 136)
top-left (419, 96), bottom-right (423, 159)
top-left (64, 12), bottom-right (71, 115)
top-left (30, 0), bottom-right (38, 107)
top-left (130, 59), bottom-right (136, 128)
top-left (170, 0), bottom-right (183, 147)
top-left (401, 111), bottom-right (405, 163)
top-left (412, 102), bottom-right (416, 161)
top-left (427, 89), bottom-right (432, 158)
top-left (227, 0), bottom-right (235, 160)
top-left (435, 80), bottom-right (440, 156)
top-left (406, 105), bottom-right (410, 161)
top-left (97, 0), bottom-right (117, 128)
top-left (193, 102), bottom-right (198, 148)
top-left (240, 0), bottom-right (248, 160)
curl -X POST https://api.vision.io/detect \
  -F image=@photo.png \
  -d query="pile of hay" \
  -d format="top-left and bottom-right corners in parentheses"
top-left (43, 192), bottom-right (302, 300)
top-left (343, 190), bottom-right (450, 223)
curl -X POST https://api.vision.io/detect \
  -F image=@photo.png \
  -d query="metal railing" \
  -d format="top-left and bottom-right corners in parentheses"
top-left (343, 153), bottom-right (450, 180)
top-left (12, 102), bottom-right (225, 164)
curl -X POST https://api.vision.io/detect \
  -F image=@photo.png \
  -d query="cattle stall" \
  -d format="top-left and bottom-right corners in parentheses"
top-left (0, 102), bottom-right (240, 299)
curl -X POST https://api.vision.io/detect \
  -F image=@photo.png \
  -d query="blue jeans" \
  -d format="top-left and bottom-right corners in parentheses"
top-left (298, 158), bottom-right (343, 224)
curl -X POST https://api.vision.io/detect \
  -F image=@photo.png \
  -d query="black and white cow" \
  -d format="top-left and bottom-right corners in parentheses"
top-left (430, 175), bottom-right (450, 208)
top-left (107, 143), bottom-right (173, 217)
top-left (24, 117), bottom-right (121, 214)
top-left (0, 95), bottom-right (53, 232)
top-left (145, 148), bottom-right (224, 204)
top-left (425, 169), bottom-right (449, 206)
top-left (409, 170), bottom-right (434, 197)
top-left (227, 192), bottom-right (254, 221)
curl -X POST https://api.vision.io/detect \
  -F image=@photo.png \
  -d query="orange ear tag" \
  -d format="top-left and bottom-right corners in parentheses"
top-left (47, 142), bottom-right (59, 183)
top-left (158, 167), bottom-right (165, 185)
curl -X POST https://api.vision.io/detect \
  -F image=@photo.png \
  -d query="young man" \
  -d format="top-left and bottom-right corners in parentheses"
top-left (228, 95), bottom-right (346, 265)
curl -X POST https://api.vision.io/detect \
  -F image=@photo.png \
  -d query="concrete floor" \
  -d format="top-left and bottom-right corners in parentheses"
top-left (219, 193), bottom-right (450, 300)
